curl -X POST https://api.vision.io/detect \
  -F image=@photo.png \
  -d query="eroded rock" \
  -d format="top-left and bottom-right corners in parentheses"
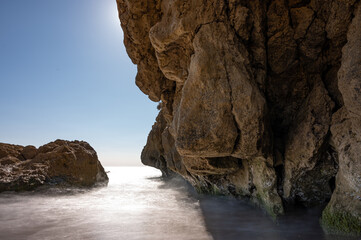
top-left (283, 81), bottom-right (335, 205)
top-left (0, 140), bottom-right (108, 192)
top-left (321, 4), bottom-right (361, 234)
top-left (117, 0), bottom-right (361, 234)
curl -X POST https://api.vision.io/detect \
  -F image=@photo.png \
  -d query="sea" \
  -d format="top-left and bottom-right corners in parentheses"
top-left (0, 167), bottom-right (359, 240)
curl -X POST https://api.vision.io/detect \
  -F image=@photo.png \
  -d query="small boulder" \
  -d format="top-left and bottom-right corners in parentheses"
top-left (21, 145), bottom-right (37, 160)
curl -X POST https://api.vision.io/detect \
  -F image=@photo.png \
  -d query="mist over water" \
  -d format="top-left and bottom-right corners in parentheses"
top-left (0, 167), bottom-right (358, 240)
top-left (0, 167), bottom-right (210, 240)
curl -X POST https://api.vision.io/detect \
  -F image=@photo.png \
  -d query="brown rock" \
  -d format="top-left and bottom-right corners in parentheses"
top-left (0, 143), bottom-right (23, 159)
top-left (267, 0), bottom-right (298, 74)
top-left (0, 156), bottom-right (20, 166)
top-left (337, 4), bottom-right (361, 118)
top-left (322, 4), bottom-right (361, 233)
top-left (0, 140), bottom-right (108, 192)
top-left (141, 111), bottom-right (171, 176)
top-left (283, 81), bottom-right (335, 204)
top-left (21, 145), bottom-right (37, 160)
top-left (118, 0), bottom-right (361, 233)
top-left (174, 22), bottom-right (238, 158)
top-left (182, 156), bottom-right (239, 176)
top-left (323, 108), bottom-right (361, 234)
top-left (290, 7), bottom-right (314, 40)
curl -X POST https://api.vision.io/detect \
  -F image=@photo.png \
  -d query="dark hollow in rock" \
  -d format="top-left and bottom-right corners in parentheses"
top-left (117, 0), bottom-right (361, 235)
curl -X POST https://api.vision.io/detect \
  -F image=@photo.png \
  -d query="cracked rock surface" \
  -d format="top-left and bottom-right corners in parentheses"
top-left (117, 0), bottom-right (361, 234)
top-left (0, 140), bottom-right (108, 192)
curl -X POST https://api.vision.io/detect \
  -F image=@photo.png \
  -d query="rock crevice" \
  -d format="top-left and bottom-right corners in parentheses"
top-left (117, 0), bottom-right (361, 234)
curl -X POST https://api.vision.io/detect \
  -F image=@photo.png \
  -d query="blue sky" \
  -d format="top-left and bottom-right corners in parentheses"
top-left (0, 0), bottom-right (158, 166)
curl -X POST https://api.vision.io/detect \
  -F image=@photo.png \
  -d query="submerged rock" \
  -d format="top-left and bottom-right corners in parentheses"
top-left (117, 0), bottom-right (361, 235)
top-left (0, 140), bottom-right (108, 192)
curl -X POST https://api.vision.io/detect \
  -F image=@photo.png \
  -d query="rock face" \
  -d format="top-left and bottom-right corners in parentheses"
top-left (0, 140), bottom-right (108, 192)
top-left (117, 0), bottom-right (361, 234)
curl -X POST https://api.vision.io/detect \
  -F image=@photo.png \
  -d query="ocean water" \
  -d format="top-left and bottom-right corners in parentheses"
top-left (0, 167), bottom-right (358, 240)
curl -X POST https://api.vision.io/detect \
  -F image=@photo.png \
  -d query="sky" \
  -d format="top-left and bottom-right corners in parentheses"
top-left (0, 0), bottom-right (159, 166)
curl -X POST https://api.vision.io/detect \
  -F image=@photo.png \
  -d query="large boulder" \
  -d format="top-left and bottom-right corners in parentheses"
top-left (0, 140), bottom-right (108, 192)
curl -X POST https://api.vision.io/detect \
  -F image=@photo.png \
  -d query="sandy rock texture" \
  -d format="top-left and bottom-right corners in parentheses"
top-left (117, 0), bottom-right (361, 234)
top-left (0, 140), bottom-right (108, 192)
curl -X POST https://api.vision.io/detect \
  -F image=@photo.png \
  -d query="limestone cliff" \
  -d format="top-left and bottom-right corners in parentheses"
top-left (117, 0), bottom-right (361, 234)
top-left (0, 140), bottom-right (108, 191)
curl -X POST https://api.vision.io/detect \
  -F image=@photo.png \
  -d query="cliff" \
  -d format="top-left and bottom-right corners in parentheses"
top-left (117, 0), bottom-right (361, 234)
top-left (0, 140), bottom-right (108, 191)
